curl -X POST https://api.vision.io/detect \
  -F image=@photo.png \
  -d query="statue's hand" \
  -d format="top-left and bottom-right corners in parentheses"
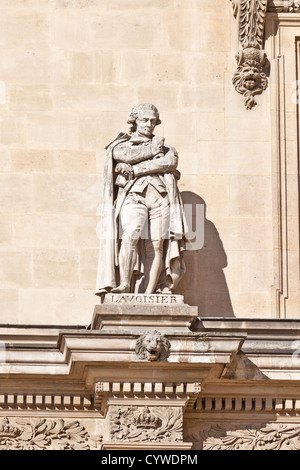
top-left (151, 136), bottom-right (165, 156)
top-left (115, 162), bottom-right (134, 180)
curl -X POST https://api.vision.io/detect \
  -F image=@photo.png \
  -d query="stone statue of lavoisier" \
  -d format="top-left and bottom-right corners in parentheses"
top-left (96, 103), bottom-right (188, 296)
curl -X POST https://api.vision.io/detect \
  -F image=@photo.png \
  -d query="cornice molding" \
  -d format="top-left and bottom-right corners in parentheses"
top-left (194, 396), bottom-right (300, 414)
top-left (94, 381), bottom-right (202, 414)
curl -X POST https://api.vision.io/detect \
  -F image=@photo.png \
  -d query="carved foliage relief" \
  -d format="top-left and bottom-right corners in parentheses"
top-left (110, 406), bottom-right (183, 443)
top-left (0, 417), bottom-right (102, 450)
top-left (193, 423), bottom-right (300, 450)
top-left (232, 0), bottom-right (268, 109)
top-left (239, 0), bottom-right (267, 48)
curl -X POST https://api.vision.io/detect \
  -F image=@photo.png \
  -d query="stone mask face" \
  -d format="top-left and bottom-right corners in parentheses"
top-left (241, 65), bottom-right (261, 90)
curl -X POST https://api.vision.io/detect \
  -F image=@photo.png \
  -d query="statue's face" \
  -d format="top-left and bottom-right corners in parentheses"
top-left (135, 111), bottom-right (158, 137)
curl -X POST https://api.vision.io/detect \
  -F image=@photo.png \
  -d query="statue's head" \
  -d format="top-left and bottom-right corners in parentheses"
top-left (127, 103), bottom-right (161, 136)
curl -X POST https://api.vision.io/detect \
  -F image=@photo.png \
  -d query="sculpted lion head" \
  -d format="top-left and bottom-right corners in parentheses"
top-left (233, 47), bottom-right (268, 110)
top-left (135, 330), bottom-right (170, 362)
top-left (239, 63), bottom-right (262, 91)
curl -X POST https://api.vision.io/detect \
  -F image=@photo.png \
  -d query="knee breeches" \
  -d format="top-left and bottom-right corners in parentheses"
top-left (119, 185), bottom-right (170, 245)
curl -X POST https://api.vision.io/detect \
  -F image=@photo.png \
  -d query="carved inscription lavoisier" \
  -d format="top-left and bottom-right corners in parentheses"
top-left (106, 293), bottom-right (180, 304)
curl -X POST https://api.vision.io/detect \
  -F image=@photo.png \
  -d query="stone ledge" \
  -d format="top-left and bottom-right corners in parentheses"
top-left (92, 295), bottom-right (198, 332)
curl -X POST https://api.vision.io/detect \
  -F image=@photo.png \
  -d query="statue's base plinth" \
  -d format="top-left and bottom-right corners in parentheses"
top-left (91, 293), bottom-right (198, 332)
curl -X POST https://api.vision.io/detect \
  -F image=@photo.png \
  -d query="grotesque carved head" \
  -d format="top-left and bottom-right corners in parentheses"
top-left (135, 330), bottom-right (170, 362)
top-left (233, 47), bottom-right (268, 110)
top-left (240, 63), bottom-right (262, 91)
top-left (127, 103), bottom-right (161, 134)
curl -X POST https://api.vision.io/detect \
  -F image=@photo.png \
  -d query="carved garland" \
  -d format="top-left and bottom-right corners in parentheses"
top-left (197, 423), bottom-right (300, 450)
top-left (231, 0), bottom-right (268, 109)
top-left (0, 417), bottom-right (102, 450)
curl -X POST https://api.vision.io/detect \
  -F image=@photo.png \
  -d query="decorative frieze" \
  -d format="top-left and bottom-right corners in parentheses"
top-left (200, 423), bottom-right (300, 450)
top-left (0, 417), bottom-right (102, 450)
top-left (109, 406), bottom-right (183, 443)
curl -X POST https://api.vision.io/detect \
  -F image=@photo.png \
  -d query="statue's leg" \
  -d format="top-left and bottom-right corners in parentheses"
top-left (111, 194), bottom-right (147, 293)
top-left (111, 241), bottom-right (138, 293)
top-left (143, 238), bottom-right (164, 294)
top-left (143, 186), bottom-right (170, 294)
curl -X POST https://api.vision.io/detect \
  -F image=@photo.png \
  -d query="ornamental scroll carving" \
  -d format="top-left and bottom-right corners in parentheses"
top-left (231, 0), bottom-right (268, 109)
top-left (110, 406), bottom-right (183, 443)
top-left (194, 423), bottom-right (300, 450)
top-left (0, 417), bottom-right (102, 450)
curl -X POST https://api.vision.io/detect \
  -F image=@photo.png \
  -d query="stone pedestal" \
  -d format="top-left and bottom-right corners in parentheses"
top-left (92, 293), bottom-right (198, 332)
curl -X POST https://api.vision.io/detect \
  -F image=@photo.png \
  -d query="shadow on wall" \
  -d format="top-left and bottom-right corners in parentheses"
top-left (175, 192), bottom-right (235, 317)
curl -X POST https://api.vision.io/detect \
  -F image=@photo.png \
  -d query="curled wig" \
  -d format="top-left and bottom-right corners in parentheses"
top-left (127, 103), bottom-right (161, 133)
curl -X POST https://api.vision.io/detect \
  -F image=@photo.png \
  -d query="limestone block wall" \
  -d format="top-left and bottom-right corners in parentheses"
top-left (0, 0), bottom-right (275, 324)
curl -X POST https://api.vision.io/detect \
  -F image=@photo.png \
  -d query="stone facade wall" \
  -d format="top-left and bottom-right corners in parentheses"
top-left (0, 0), bottom-right (275, 324)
